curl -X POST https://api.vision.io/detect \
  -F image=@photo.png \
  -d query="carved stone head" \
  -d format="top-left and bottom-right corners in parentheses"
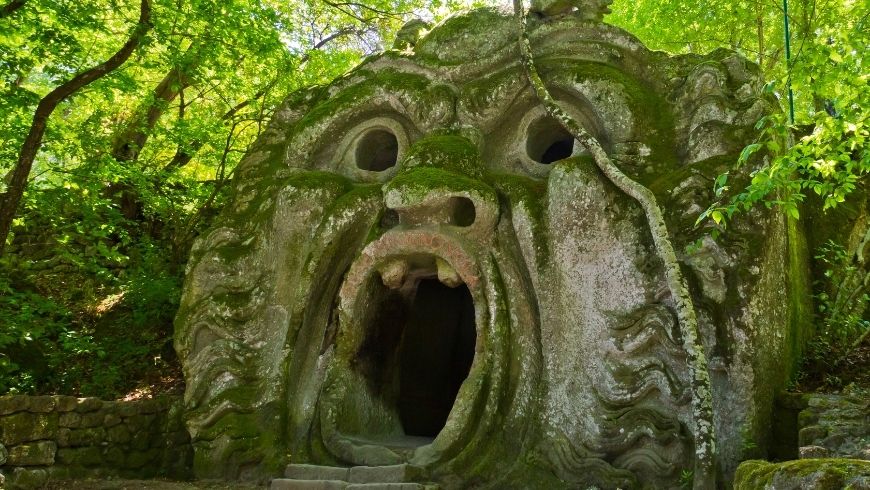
top-left (175, 8), bottom-right (806, 487)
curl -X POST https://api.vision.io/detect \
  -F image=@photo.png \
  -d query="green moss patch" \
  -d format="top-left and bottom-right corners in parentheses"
top-left (734, 459), bottom-right (870, 490)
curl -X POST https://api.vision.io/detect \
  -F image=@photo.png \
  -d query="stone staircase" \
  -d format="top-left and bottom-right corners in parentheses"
top-left (270, 463), bottom-right (439, 489)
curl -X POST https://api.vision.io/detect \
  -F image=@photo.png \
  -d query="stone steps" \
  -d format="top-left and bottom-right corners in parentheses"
top-left (270, 464), bottom-right (437, 490)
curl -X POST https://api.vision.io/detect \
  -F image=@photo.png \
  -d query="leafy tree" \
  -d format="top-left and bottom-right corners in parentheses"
top-left (609, 0), bottom-right (869, 381)
top-left (609, 0), bottom-right (868, 220)
top-left (0, 0), bottom-right (475, 396)
top-left (0, 0), bottom-right (153, 255)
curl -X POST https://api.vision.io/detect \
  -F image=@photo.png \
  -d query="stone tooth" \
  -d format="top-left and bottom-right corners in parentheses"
top-left (379, 259), bottom-right (409, 289)
top-left (437, 257), bottom-right (462, 288)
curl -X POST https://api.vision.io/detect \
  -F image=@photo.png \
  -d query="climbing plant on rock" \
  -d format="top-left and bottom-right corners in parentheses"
top-left (511, 1), bottom-right (717, 487)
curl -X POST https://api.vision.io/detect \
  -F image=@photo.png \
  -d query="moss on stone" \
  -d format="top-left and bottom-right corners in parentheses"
top-left (384, 167), bottom-right (496, 208)
top-left (400, 134), bottom-right (485, 179)
top-left (412, 8), bottom-right (512, 67)
top-left (786, 215), bottom-right (815, 378)
top-left (734, 459), bottom-right (870, 490)
top-left (556, 60), bottom-right (679, 174)
top-left (291, 70), bottom-right (435, 135)
top-left (490, 172), bottom-right (550, 264)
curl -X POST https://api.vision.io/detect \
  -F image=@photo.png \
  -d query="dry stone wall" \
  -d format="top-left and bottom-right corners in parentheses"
top-left (0, 395), bottom-right (191, 489)
top-left (798, 389), bottom-right (870, 460)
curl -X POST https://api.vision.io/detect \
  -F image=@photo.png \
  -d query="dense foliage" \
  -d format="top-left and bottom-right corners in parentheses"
top-left (0, 0), bottom-right (475, 396)
top-left (1, 0), bottom-right (867, 397)
top-left (610, 0), bottom-right (870, 384)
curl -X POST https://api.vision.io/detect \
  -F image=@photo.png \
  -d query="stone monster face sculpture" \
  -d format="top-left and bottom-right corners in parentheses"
top-left (175, 7), bottom-right (806, 488)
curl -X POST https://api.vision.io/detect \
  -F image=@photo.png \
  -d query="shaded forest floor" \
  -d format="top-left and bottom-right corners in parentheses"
top-left (793, 339), bottom-right (870, 393)
top-left (46, 479), bottom-right (261, 489)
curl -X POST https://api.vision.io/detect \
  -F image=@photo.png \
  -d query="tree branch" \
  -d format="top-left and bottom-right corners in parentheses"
top-left (163, 26), bottom-right (360, 172)
top-left (0, 0), bottom-right (153, 255)
top-left (512, 2), bottom-right (716, 488)
top-left (111, 48), bottom-right (197, 162)
top-left (0, 0), bottom-right (26, 18)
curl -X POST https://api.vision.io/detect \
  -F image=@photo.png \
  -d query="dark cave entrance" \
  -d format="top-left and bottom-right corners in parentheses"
top-left (397, 279), bottom-right (476, 437)
top-left (354, 276), bottom-right (477, 441)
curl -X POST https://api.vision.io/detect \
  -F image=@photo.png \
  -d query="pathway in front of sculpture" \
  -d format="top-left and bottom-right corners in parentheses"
top-left (271, 463), bottom-right (439, 489)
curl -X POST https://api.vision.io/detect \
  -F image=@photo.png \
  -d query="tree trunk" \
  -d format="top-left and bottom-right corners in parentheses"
top-left (756, 0), bottom-right (765, 69)
top-left (0, 0), bottom-right (153, 256)
top-left (111, 59), bottom-right (195, 162)
top-left (106, 48), bottom-right (198, 220)
top-left (511, 2), bottom-right (717, 488)
top-left (0, 0), bottom-right (26, 18)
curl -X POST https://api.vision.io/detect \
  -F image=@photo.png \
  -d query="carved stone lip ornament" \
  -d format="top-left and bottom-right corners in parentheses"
top-left (175, 6), bottom-right (804, 488)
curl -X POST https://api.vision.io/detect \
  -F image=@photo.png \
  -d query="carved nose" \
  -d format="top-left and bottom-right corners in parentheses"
top-left (383, 167), bottom-right (498, 239)
top-left (382, 134), bottom-right (499, 239)
top-left (391, 193), bottom-right (476, 228)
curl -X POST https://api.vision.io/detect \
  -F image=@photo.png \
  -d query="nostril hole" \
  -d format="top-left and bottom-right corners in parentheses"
top-left (380, 209), bottom-right (400, 229)
top-left (356, 129), bottom-right (398, 171)
top-left (527, 117), bottom-right (575, 164)
top-left (450, 197), bottom-right (476, 227)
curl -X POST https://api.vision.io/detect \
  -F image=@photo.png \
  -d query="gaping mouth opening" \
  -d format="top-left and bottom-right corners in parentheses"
top-left (351, 255), bottom-right (477, 444)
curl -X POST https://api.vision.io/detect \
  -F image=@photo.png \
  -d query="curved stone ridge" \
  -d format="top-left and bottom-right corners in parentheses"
top-left (175, 7), bottom-right (806, 487)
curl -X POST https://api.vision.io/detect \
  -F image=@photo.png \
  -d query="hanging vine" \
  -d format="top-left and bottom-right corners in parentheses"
top-left (510, 2), bottom-right (717, 487)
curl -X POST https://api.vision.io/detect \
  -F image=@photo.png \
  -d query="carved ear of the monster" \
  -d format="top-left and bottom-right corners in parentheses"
top-left (530, 0), bottom-right (613, 20)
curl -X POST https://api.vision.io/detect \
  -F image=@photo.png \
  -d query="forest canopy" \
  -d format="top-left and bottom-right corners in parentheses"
top-left (0, 0), bottom-right (867, 397)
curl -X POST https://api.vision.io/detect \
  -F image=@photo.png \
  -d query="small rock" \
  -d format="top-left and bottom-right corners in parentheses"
top-left (9, 467), bottom-right (48, 489)
top-left (799, 445), bottom-right (830, 459)
top-left (74, 397), bottom-right (103, 413)
top-left (53, 395), bottom-right (79, 412)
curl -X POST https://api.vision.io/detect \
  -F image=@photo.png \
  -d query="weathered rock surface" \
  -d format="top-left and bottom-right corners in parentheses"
top-left (272, 464), bottom-right (437, 489)
top-left (734, 459), bottom-right (870, 490)
top-left (798, 388), bottom-right (870, 461)
top-left (175, 6), bottom-right (811, 488)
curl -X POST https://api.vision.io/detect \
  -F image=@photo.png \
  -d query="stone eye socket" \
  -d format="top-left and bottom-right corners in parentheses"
top-left (526, 117), bottom-right (575, 164)
top-left (355, 128), bottom-right (399, 171)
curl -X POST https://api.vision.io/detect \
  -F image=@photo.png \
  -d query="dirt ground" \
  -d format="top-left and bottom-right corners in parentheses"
top-left (44, 479), bottom-right (263, 489)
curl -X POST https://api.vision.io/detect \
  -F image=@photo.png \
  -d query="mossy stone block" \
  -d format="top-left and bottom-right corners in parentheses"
top-left (26, 396), bottom-right (55, 413)
top-left (65, 427), bottom-right (106, 447)
top-left (73, 398), bottom-right (103, 413)
top-left (56, 446), bottom-right (104, 467)
top-left (0, 396), bottom-right (30, 416)
top-left (106, 424), bottom-right (131, 444)
top-left (6, 441), bottom-right (56, 466)
top-left (7, 467), bottom-right (48, 490)
top-left (0, 412), bottom-right (58, 445)
top-left (52, 396), bottom-right (78, 412)
top-left (734, 459), bottom-right (870, 490)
